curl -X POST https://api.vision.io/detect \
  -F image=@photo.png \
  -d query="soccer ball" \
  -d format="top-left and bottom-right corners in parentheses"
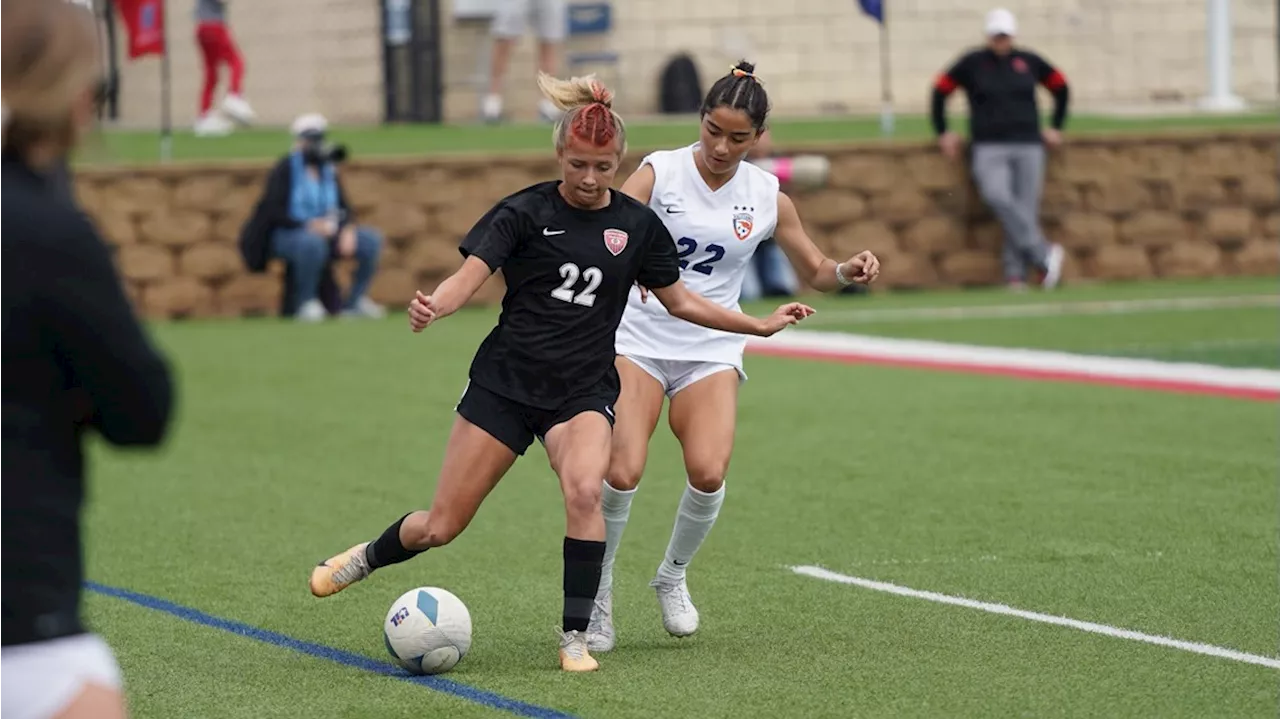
top-left (383, 586), bottom-right (472, 675)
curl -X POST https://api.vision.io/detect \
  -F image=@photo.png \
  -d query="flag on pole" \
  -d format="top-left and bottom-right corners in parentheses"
top-left (854, 0), bottom-right (892, 135)
top-left (115, 0), bottom-right (166, 59)
top-left (114, 0), bottom-right (171, 162)
top-left (858, 0), bottom-right (884, 24)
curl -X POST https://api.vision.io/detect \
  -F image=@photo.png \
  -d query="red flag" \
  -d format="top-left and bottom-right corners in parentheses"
top-left (114, 0), bottom-right (166, 59)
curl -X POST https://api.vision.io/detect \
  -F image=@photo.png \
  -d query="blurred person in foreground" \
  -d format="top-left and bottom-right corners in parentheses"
top-left (240, 113), bottom-right (386, 322)
top-left (482, 0), bottom-right (567, 123)
top-left (2, 1), bottom-right (176, 717)
top-left (932, 7), bottom-right (1068, 291)
top-left (193, 0), bottom-right (256, 137)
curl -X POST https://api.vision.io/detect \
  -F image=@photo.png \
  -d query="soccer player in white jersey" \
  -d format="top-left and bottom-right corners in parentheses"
top-left (586, 61), bottom-right (881, 652)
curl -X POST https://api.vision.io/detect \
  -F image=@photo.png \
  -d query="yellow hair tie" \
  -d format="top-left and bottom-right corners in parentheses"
top-left (730, 66), bottom-right (760, 82)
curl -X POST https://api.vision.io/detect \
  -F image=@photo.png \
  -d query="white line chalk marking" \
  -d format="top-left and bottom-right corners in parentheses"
top-left (801, 294), bottom-right (1279, 326)
top-left (790, 565), bottom-right (1280, 670)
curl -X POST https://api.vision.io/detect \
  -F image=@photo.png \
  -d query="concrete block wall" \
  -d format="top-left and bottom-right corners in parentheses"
top-left (109, 0), bottom-right (383, 130)
top-left (106, 0), bottom-right (1278, 128)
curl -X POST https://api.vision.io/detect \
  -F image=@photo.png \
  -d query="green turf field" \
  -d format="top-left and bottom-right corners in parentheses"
top-left (81, 277), bottom-right (1278, 718)
top-left (82, 110), bottom-right (1279, 165)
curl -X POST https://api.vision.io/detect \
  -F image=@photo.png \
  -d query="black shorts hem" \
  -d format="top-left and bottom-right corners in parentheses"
top-left (456, 388), bottom-right (535, 456)
top-left (457, 380), bottom-right (618, 456)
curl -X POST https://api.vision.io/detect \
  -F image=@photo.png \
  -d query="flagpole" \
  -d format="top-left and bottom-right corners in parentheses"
top-left (878, 11), bottom-right (893, 136)
top-left (159, 0), bottom-right (172, 163)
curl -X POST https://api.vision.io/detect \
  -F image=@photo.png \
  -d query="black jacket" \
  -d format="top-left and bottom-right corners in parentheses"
top-left (931, 47), bottom-right (1070, 143)
top-left (2, 152), bottom-right (175, 646)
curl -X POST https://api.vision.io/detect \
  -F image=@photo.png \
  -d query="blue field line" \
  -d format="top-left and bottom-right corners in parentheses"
top-left (85, 582), bottom-right (576, 719)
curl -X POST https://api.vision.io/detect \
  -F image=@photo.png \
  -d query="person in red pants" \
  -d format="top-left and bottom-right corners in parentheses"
top-left (193, 0), bottom-right (255, 136)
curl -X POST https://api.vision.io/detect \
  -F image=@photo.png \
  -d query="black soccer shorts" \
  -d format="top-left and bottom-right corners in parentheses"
top-left (455, 380), bottom-right (618, 456)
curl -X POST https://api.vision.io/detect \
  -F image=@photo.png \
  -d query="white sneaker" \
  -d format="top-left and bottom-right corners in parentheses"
top-left (193, 112), bottom-right (233, 137)
top-left (295, 299), bottom-right (327, 323)
top-left (341, 296), bottom-right (385, 320)
top-left (538, 98), bottom-right (563, 124)
top-left (586, 587), bottom-right (615, 652)
top-left (1042, 243), bottom-right (1065, 290)
top-left (650, 577), bottom-right (698, 638)
top-left (221, 94), bottom-right (257, 125)
top-left (481, 94), bottom-right (503, 123)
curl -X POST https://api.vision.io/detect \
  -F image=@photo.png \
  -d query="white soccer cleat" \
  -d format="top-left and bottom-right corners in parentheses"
top-left (585, 587), bottom-right (615, 652)
top-left (221, 94), bottom-right (257, 125)
top-left (650, 577), bottom-right (699, 637)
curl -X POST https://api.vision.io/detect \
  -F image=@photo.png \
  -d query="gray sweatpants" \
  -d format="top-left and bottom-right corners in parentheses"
top-left (971, 143), bottom-right (1051, 282)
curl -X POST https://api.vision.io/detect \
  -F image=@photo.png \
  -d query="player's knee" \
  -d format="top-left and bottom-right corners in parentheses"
top-left (605, 458), bottom-right (643, 491)
top-left (562, 476), bottom-right (603, 519)
top-left (686, 462), bottom-right (728, 493)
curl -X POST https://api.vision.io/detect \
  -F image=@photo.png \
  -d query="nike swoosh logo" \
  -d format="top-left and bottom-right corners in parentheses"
top-left (604, 405), bottom-right (615, 418)
top-left (664, 207), bottom-right (684, 214)
top-left (672, 559), bottom-right (687, 566)
top-left (543, 228), bottom-right (566, 236)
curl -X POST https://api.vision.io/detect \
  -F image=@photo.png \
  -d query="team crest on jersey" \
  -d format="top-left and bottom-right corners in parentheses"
top-left (732, 210), bottom-right (754, 241)
top-left (603, 228), bottom-right (629, 256)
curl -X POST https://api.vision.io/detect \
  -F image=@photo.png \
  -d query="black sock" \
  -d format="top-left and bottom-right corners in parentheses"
top-left (365, 513), bottom-right (426, 570)
top-left (563, 537), bottom-right (606, 633)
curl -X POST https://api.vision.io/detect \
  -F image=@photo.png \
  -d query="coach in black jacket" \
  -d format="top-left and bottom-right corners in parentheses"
top-left (932, 7), bottom-right (1068, 291)
top-left (239, 114), bottom-right (386, 321)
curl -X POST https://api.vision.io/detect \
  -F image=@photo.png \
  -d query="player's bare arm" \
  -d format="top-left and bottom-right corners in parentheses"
top-left (649, 280), bottom-right (815, 337)
top-left (408, 256), bottom-right (493, 331)
top-left (618, 163), bottom-right (656, 205)
top-left (772, 191), bottom-right (881, 291)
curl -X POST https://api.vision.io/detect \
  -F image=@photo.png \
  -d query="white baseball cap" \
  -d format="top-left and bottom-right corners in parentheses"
top-left (291, 113), bottom-right (328, 138)
top-left (985, 8), bottom-right (1017, 37)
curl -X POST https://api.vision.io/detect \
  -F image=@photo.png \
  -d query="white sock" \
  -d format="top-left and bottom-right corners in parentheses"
top-left (655, 481), bottom-right (724, 584)
top-left (599, 481), bottom-right (635, 595)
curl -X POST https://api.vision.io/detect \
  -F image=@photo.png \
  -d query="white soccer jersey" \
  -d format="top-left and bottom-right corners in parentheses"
top-left (614, 143), bottom-right (780, 367)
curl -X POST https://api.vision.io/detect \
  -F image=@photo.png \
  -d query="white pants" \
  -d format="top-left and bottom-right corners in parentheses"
top-left (2, 634), bottom-right (122, 719)
top-left (622, 355), bottom-right (745, 398)
top-left (490, 0), bottom-right (567, 41)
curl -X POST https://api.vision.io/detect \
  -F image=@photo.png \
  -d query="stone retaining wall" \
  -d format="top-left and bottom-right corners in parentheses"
top-left (72, 129), bottom-right (1279, 319)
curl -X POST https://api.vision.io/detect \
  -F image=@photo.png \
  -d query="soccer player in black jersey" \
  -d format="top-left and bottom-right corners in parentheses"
top-left (3, 2), bottom-right (175, 717)
top-left (309, 72), bottom-right (814, 672)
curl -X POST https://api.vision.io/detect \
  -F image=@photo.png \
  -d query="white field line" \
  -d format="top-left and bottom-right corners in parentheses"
top-left (800, 294), bottom-right (1279, 326)
top-left (790, 565), bottom-right (1280, 670)
top-left (746, 330), bottom-right (1280, 394)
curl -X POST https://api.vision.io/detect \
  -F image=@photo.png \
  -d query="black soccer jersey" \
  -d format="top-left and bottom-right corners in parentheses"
top-left (460, 181), bottom-right (681, 410)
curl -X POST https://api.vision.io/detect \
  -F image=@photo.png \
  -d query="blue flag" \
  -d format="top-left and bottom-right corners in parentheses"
top-left (858, 0), bottom-right (883, 23)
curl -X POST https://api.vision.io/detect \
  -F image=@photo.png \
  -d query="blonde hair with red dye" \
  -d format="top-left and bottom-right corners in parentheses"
top-left (536, 71), bottom-right (627, 156)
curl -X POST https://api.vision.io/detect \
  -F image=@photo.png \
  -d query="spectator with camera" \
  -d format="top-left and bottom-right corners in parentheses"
top-left (239, 114), bottom-right (385, 322)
